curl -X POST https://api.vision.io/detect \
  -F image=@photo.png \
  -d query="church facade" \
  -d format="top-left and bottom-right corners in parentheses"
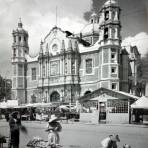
top-left (11, 0), bottom-right (139, 105)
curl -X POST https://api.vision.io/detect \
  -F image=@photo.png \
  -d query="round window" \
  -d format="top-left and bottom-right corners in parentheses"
top-left (52, 44), bottom-right (58, 52)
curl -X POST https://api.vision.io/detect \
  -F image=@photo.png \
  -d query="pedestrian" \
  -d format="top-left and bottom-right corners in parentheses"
top-left (8, 111), bottom-right (27, 148)
top-left (45, 114), bottom-right (62, 148)
top-left (48, 115), bottom-right (62, 132)
top-left (101, 134), bottom-right (120, 148)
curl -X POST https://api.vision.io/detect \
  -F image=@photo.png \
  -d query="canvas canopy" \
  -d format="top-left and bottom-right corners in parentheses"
top-left (26, 102), bottom-right (52, 108)
top-left (0, 100), bottom-right (18, 108)
top-left (131, 96), bottom-right (148, 109)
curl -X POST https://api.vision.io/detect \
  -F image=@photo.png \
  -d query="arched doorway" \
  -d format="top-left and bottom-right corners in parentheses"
top-left (31, 94), bottom-right (36, 103)
top-left (50, 91), bottom-right (60, 102)
top-left (84, 91), bottom-right (91, 96)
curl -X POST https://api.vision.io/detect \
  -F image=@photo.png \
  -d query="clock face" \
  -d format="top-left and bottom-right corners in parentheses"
top-left (52, 44), bottom-right (58, 52)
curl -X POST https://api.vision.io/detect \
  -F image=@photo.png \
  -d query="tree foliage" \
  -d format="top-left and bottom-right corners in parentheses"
top-left (141, 53), bottom-right (148, 82)
top-left (0, 75), bottom-right (11, 102)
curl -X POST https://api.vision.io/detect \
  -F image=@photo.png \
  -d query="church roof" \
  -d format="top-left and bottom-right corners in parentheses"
top-left (81, 23), bottom-right (99, 36)
top-left (79, 87), bottom-right (139, 103)
top-left (121, 48), bottom-right (129, 55)
top-left (25, 54), bottom-right (39, 62)
top-left (130, 46), bottom-right (140, 56)
top-left (104, 0), bottom-right (118, 7)
top-left (131, 96), bottom-right (148, 109)
top-left (13, 18), bottom-right (28, 35)
top-left (90, 12), bottom-right (97, 17)
top-left (78, 40), bottom-right (100, 53)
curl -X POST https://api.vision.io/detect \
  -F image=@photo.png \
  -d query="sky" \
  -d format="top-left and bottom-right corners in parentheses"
top-left (0, 0), bottom-right (148, 78)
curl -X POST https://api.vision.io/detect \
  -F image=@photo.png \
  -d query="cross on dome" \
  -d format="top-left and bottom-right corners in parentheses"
top-left (18, 18), bottom-right (23, 28)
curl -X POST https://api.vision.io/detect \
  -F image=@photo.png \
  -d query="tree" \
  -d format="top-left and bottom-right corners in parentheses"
top-left (0, 75), bottom-right (11, 102)
top-left (141, 53), bottom-right (148, 82)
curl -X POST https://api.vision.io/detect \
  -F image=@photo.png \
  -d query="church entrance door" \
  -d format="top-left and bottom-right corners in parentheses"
top-left (50, 91), bottom-right (60, 102)
top-left (99, 102), bottom-right (106, 123)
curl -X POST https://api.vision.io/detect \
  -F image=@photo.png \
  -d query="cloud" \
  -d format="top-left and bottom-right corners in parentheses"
top-left (0, 0), bottom-right (91, 77)
top-left (84, 0), bottom-right (148, 38)
top-left (27, 13), bottom-right (86, 56)
top-left (122, 32), bottom-right (148, 57)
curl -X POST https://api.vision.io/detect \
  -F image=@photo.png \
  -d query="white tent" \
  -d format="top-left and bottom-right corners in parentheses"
top-left (0, 100), bottom-right (18, 108)
top-left (131, 96), bottom-right (148, 109)
top-left (26, 102), bottom-right (52, 108)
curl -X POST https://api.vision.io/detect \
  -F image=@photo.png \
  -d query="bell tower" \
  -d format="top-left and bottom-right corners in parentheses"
top-left (11, 19), bottom-right (29, 104)
top-left (98, 0), bottom-right (121, 90)
top-left (99, 0), bottom-right (121, 45)
top-left (89, 12), bottom-right (98, 24)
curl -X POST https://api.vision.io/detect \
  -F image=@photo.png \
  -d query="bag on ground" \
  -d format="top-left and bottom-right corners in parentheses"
top-left (101, 137), bottom-right (111, 148)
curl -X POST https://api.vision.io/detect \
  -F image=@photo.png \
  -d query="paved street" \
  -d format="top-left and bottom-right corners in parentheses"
top-left (0, 120), bottom-right (148, 148)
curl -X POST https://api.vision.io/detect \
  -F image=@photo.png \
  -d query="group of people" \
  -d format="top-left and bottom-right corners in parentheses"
top-left (8, 111), bottom-right (61, 148)
top-left (7, 111), bottom-right (131, 148)
top-left (45, 115), bottom-right (131, 148)
top-left (101, 134), bottom-right (131, 148)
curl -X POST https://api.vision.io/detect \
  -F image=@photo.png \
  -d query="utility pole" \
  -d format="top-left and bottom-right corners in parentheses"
top-left (4, 79), bottom-right (7, 101)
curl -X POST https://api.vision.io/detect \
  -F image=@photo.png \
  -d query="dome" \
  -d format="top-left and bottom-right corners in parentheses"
top-left (81, 23), bottom-right (99, 35)
top-left (15, 18), bottom-right (28, 35)
top-left (104, 0), bottom-right (117, 7)
top-left (90, 12), bottom-right (97, 17)
top-left (17, 28), bottom-right (28, 34)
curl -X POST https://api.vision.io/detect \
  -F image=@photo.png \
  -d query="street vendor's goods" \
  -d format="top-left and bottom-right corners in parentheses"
top-left (27, 137), bottom-right (47, 148)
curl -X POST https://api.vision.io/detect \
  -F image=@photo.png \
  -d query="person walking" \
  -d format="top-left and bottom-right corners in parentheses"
top-left (8, 111), bottom-right (27, 148)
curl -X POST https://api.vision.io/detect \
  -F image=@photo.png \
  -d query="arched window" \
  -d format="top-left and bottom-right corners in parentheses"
top-left (84, 91), bottom-right (91, 96)
top-left (112, 28), bottom-right (115, 39)
top-left (19, 36), bottom-right (21, 42)
top-left (104, 27), bottom-right (108, 40)
top-left (31, 94), bottom-right (36, 103)
top-left (85, 59), bottom-right (93, 74)
top-left (105, 11), bottom-right (109, 20)
top-left (42, 65), bottom-right (45, 77)
top-left (112, 11), bottom-right (115, 20)
top-left (24, 37), bottom-right (26, 42)
top-left (50, 91), bottom-right (60, 102)
top-left (13, 48), bottom-right (16, 57)
top-left (14, 36), bottom-right (16, 43)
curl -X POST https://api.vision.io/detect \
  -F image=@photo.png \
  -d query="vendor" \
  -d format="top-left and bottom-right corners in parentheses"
top-left (45, 114), bottom-right (62, 148)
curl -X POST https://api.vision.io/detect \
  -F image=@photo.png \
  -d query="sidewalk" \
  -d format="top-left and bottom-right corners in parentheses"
top-left (79, 120), bottom-right (148, 128)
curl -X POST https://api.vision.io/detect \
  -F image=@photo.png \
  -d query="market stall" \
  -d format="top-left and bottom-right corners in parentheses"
top-left (131, 96), bottom-right (148, 124)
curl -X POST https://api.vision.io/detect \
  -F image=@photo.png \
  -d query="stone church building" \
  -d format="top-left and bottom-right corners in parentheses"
top-left (11, 0), bottom-right (142, 105)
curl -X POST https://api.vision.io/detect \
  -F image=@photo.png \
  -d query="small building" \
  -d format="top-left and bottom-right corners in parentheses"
top-left (79, 87), bottom-right (139, 124)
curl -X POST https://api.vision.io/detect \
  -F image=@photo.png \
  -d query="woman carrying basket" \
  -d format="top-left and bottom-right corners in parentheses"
top-left (45, 114), bottom-right (62, 148)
